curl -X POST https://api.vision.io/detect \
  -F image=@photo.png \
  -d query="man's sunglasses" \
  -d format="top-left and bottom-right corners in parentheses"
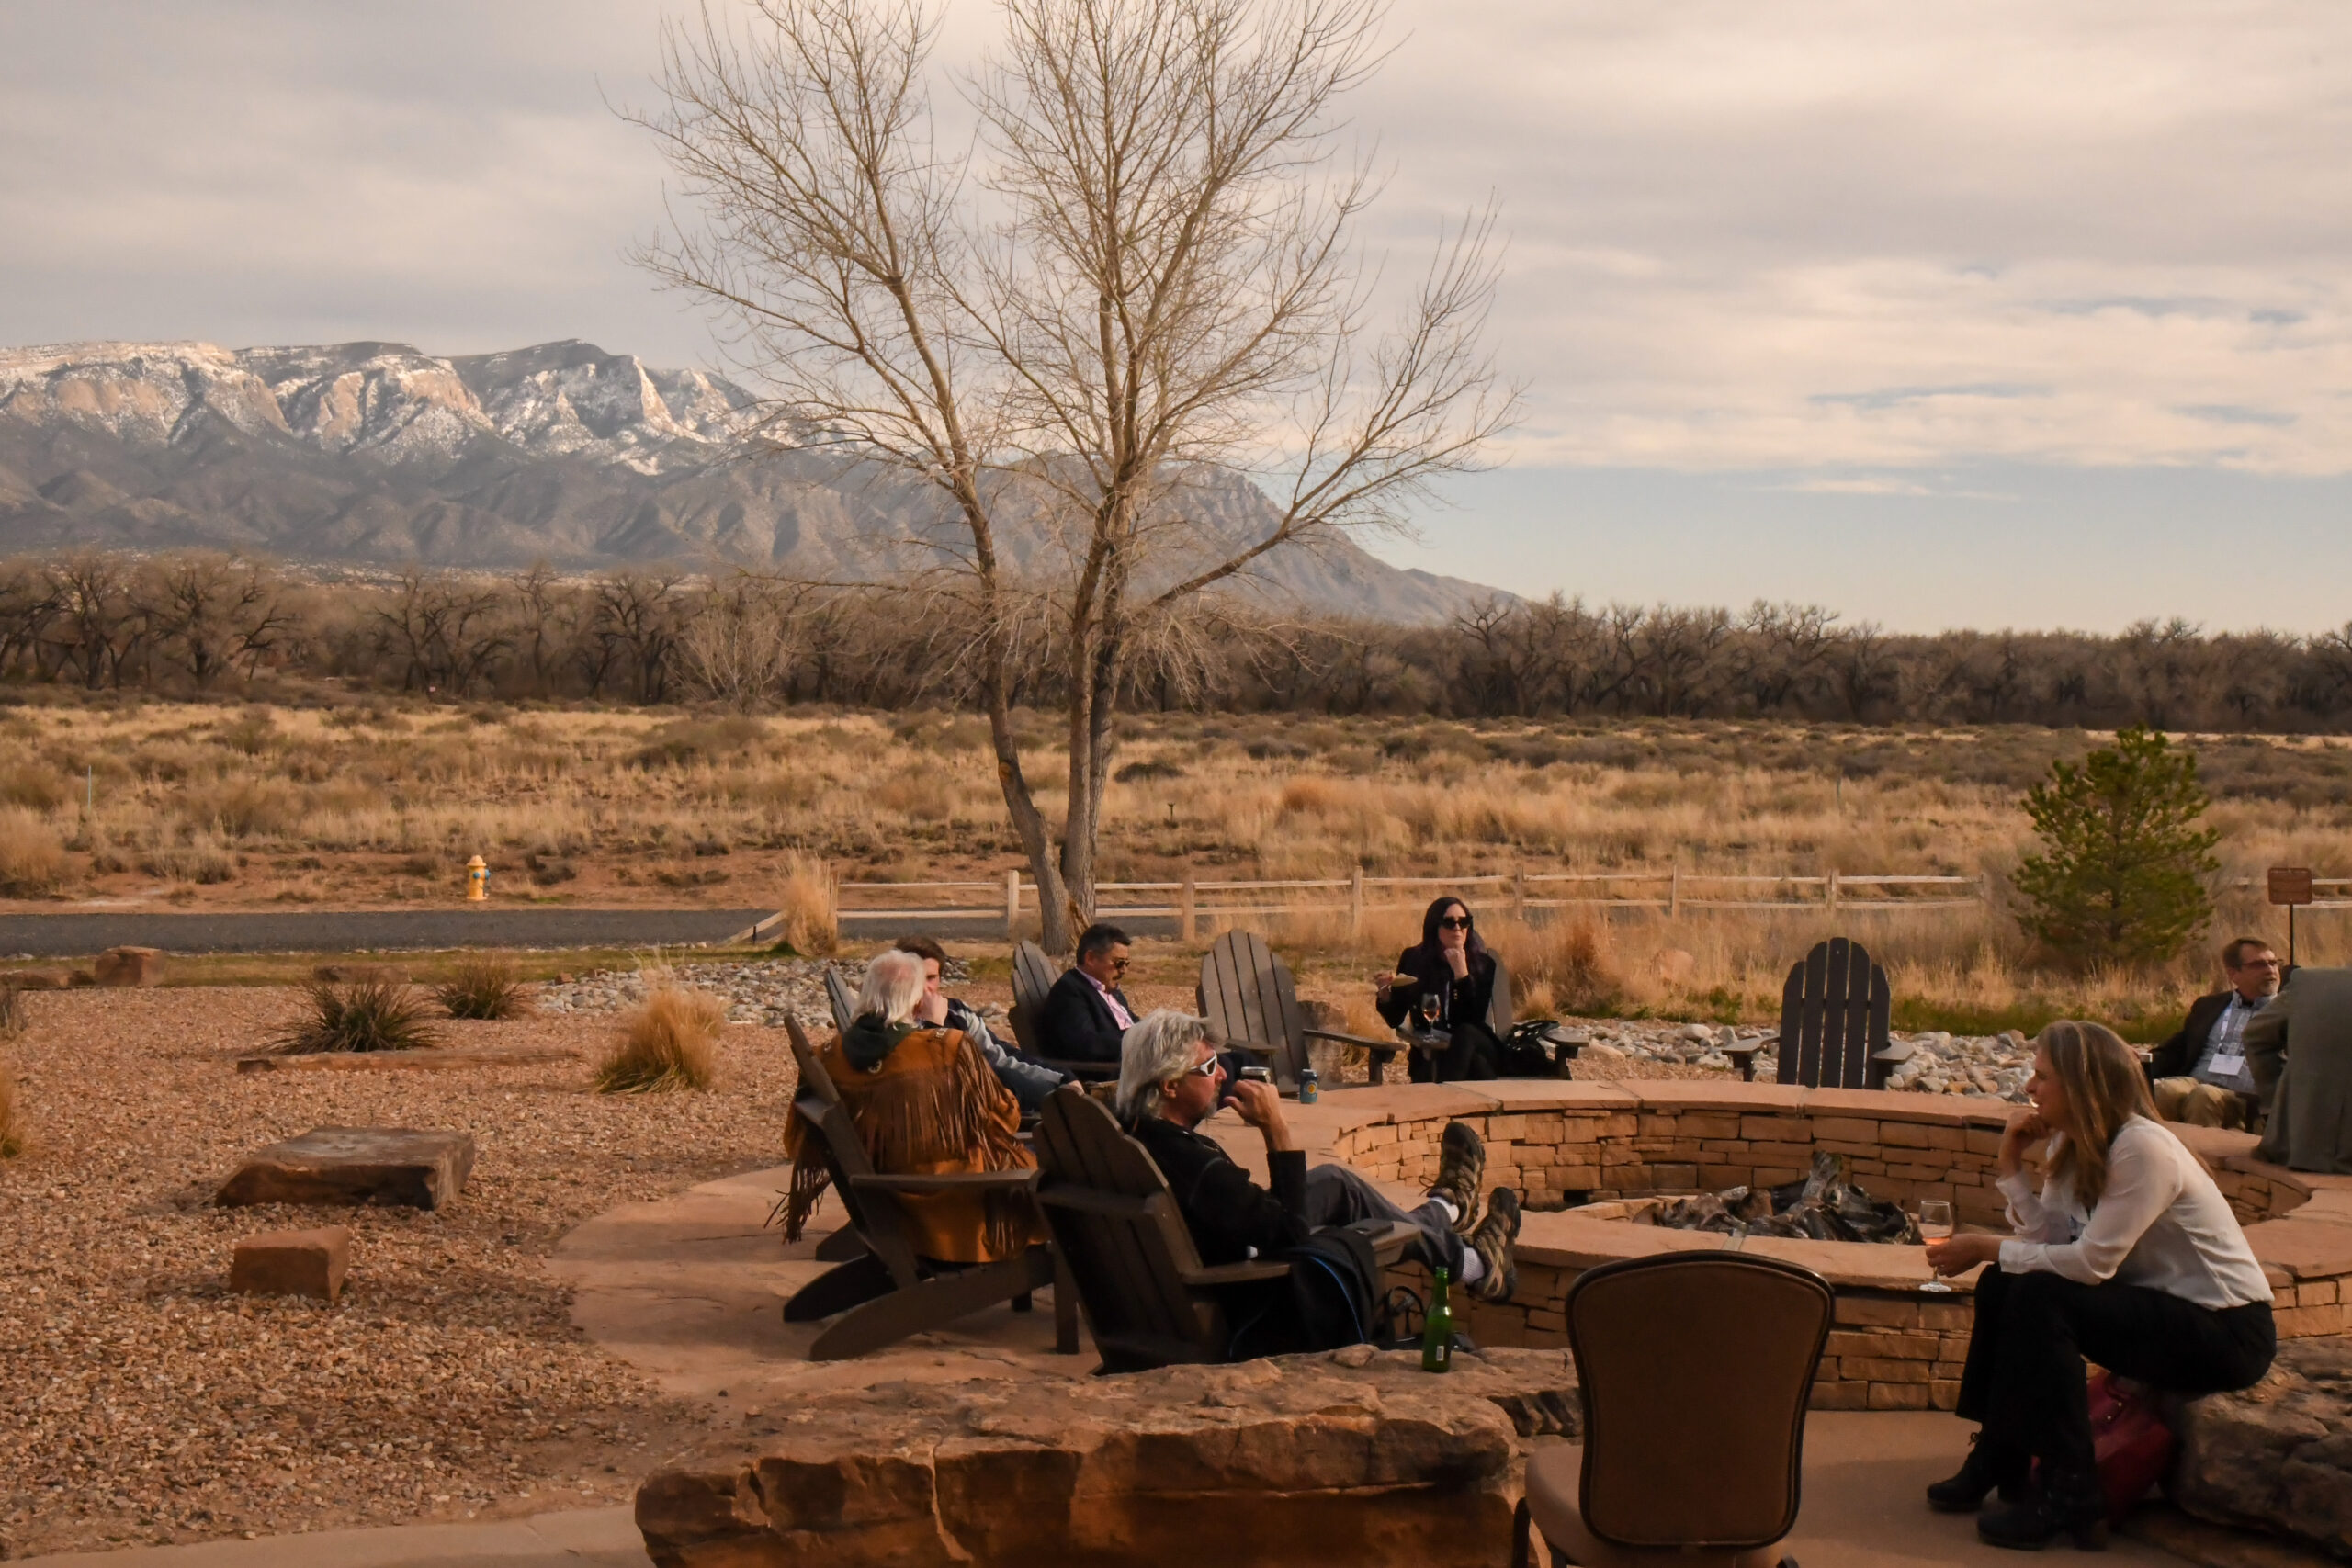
top-left (1110, 957), bottom-right (1130, 972)
top-left (1183, 1056), bottom-right (1222, 1077)
top-left (1439, 915), bottom-right (1473, 931)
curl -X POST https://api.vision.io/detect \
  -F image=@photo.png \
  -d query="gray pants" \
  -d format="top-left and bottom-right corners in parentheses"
top-left (1303, 1164), bottom-right (1465, 1279)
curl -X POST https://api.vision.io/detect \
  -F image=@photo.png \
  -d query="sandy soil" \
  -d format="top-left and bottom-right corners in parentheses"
top-left (0, 987), bottom-right (797, 1559)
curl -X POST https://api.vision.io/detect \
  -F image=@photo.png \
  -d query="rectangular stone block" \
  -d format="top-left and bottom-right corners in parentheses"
top-left (94, 945), bottom-right (166, 987)
top-left (1809, 1382), bottom-right (1869, 1410)
top-left (231, 1225), bottom-right (351, 1302)
top-left (217, 1126), bottom-right (476, 1210)
top-left (1930, 1380), bottom-right (1962, 1410)
top-left (1846, 1357), bottom-right (1931, 1383)
top-left (1834, 1295), bottom-right (1921, 1329)
top-left (1868, 1382), bottom-right (1931, 1410)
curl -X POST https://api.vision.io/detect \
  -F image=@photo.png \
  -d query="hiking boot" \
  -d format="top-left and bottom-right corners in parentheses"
top-left (1426, 1121), bottom-right (1485, 1234)
top-left (1467, 1186), bottom-right (1521, 1302)
top-left (1976, 1470), bottom-right (2108, 1552)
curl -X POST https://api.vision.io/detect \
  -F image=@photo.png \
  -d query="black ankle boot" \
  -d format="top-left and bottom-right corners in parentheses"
top-left (1925, 1438), bottom-right (2003, 1514)
top-left (1976, 1470), bottom-right (2109, 1551)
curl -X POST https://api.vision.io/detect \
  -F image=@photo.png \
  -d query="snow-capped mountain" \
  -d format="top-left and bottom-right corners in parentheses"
top-left (0, 337), bottom-right (1500, 622)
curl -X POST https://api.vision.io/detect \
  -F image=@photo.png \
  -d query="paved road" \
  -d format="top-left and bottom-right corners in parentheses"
top-left (835, 911), bottom-right (1179, 942)
top-left (0, 908), bottom-right (777, 958)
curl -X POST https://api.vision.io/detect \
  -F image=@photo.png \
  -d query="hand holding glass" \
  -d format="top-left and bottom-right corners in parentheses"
top-left (1917, 1200), bottom-right (1954, 1292)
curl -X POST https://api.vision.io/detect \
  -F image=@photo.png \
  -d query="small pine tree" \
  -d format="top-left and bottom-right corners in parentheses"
top-left (2014, 726), bottom-right (2219, 967)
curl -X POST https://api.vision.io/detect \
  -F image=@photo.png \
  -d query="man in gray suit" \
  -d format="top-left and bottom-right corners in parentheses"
top-left (2244, 964), bottom-right (2352, 1174)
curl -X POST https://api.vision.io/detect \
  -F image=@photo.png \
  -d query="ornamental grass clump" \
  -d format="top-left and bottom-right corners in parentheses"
top-left (594, 986), bottom-right (725, 1093)
top-left (433, 953), bottom-right (533, 1020)
top-left (276, 976), bottom-right (442, 1055)
top-left (0, 1059), bottom-right (30, 1159)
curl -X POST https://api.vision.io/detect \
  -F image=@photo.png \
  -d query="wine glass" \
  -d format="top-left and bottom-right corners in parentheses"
top-left (1917, 1199), bottom-right (1955, 1293)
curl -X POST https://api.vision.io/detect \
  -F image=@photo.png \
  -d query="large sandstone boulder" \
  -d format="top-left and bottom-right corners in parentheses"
top-left (2173, 1337), bottom-right (2352, 1557)
top-left (216, 1126), bottom-right (477, 1211)
top-left (635, 1348), bottom-right (1580, 1568)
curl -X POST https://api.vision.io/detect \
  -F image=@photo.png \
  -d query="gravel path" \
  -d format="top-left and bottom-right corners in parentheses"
top-left (0, 987), bottom-right (798, 1560)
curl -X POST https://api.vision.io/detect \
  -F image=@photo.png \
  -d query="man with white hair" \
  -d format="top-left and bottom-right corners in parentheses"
top-left (1115, 1009), bottom-right (1520, 1303)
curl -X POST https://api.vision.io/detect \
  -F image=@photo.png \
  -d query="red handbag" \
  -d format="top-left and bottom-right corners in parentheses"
top-left (2085, 1372), bottom-right (2176, 1525)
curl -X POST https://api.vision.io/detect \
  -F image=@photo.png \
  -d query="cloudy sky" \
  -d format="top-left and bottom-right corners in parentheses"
top-left (3, 1), bottom-right (2347, 632)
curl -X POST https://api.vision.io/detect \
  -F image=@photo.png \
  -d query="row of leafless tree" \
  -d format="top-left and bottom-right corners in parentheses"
top-left (6, 551), bottom-right (2352, 733)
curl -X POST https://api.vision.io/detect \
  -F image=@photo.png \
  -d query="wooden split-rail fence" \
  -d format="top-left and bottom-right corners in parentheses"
top-left (814, 865), bottom-right (1996, 942)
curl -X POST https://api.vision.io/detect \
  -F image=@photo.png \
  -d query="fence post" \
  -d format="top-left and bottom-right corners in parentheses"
top-left (825, 859), bottom-right (840, 943)
top-left (1004, 869), bottom-right (1021, 939)
top-left (1668, 868), bottom-right (1680, 919)
top-left (1827, 869), bottom-right (1840, 916)
top-left (1180, 861), bottom-right (1197, 945)
top-left (1511, 863), bottom-right (1526, 920)
top-left (1349, 865), bottom-right (1364, 937)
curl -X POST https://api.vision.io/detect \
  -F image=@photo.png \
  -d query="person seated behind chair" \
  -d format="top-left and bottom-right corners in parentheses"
top-left (893, 935), bottom-right (1070, 1114)
top-left (1116, 1009), bottom-right (1522, 1305)
top-left (1921, 1021), bottom-right (2275, 1551)
top-left (2245, 964), bottom-right (2352, 1175)
top-left (1375, 896), bottom-right (1504, 1082)
top-left (2147, 937), bottom-right (2280, 1129)
top-left (778, 950), bottom-right (1039, 1265)
top-left (1037, 922), bottom-right (1137, 1065)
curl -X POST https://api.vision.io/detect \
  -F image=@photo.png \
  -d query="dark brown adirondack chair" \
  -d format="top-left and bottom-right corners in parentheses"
top-left (1031, 1085), bottom-right (1412, 1372)
top-left (821, 963), bottom-right (855, 1035)
top-left (1776, 936), bottom-right (1901, 1090)
top-left (1007, 939), bottom-right (1118, 1083)
top-left (1195, 931), bottom-right (1391, 1092)
top-left (1369, 955), bottom-right (1515, 1086)
top-left (779, 1017), bottom-right (1075, 1359)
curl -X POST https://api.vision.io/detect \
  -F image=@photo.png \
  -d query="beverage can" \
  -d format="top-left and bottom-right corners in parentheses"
top-left (1297, 1067), bottom-right (1319, 1103)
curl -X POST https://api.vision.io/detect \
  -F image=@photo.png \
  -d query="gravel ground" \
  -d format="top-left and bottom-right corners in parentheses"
top-left (0, 987), bottom-right (799, 1560)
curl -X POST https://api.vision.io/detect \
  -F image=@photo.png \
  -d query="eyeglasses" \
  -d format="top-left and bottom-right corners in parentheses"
top-left (1438, 915), bottom-right (1473, 931)
top-left (1182, 1056), bottom-right (1222, 1078)
top-left (1110, 957), bottom-right (1130, 973)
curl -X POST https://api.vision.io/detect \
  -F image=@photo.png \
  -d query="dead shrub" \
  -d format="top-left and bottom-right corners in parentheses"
top-left (276, 976), bottom-right (442, 1054)
top-left (0, 762), bottom-right (70, 812)
top-left (140, 841), bottom-right (237, 885)
top-left (594, 987), bottom-right (724, 1092)
top-left (0, 984), bottom-right (23, 1036)
top-left (0, 809), bottom-right (69, 896)
top-left (432, 953), bottom-right (534, 1020)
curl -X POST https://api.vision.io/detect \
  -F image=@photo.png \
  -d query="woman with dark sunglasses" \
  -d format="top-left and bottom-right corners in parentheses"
top-left (1375, 896), bottom-right (1504, 1081)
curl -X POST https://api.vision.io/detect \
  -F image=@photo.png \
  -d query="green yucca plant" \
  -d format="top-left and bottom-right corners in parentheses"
top-left (276, 976), bottom-right (442, 1055)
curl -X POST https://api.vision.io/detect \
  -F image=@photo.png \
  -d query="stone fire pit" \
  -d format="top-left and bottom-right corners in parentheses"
top-left (1209, 1080), bottom-right (2352, 1414)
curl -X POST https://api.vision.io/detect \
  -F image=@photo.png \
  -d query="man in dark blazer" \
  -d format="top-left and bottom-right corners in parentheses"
top-left (1036, 923), bottom-right (1136, 1065)
top-left (2148, 937), bottom-right (2282, 1128)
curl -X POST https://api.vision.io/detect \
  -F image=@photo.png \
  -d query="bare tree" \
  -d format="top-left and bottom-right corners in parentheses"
top-left (633, 0), bottom-right (1513, 950)
top-left (138, 553), bottom-right (294, 690)
top-left (678, 570), bottom-right (800, 711)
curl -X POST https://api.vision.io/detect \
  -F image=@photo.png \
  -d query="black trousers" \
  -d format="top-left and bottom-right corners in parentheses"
top-left (1303, 1164), bottom-right (1467, 1279)
top-left (1405, 1023), bottom-right (1503, 1083)
top-left (1955, 1264), bottom-right (2275, 1483)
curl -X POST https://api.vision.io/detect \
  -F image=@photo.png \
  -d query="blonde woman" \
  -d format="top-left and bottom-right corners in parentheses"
top-left (1923, 1021), bottom-right (2275, 1551)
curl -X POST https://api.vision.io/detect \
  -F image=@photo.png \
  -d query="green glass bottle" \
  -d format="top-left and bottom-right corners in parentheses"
top-left (1421, 1266), bottom-right (1453, 1372)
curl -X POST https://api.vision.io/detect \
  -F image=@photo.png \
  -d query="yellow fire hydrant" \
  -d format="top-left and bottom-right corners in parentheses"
top-left (466, 854), bottom-right (490, 902)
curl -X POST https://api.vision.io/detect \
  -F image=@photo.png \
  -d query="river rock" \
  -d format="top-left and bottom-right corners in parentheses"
top-left (635, 1348), bottom-right (1579, 1568)
top-left (2172, 1337), bottom-right (2352, 1557)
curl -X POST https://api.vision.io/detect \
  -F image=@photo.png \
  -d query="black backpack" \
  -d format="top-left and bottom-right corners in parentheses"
top-left (1225, 1221), bottom-right (1389, 1359)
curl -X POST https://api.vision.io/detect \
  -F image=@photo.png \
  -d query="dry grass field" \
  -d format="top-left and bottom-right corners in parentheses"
top-left (6, 696), bottom-right (2352, 1033)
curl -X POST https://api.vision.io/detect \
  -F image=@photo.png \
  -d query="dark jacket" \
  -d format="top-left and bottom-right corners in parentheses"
top-left (1037, 967), bottom-right (1135, 1064)
top-left (2149, 992), bottom-right (2235, 1081)
top-left (1128, 1114), bottom-right (1309, 1266)
top-left (2246, 966), bottom-right (2352, 1174)
top-left (1376, 946), bottom-right (1497, 1035)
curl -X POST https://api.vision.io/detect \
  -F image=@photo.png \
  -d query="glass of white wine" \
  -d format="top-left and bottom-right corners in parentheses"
top-left (1917, 1199), bottom-right (1955, 1293)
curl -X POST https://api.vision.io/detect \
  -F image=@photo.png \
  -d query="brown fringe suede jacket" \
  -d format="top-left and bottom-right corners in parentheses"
top-left (780, 1018), bottom-right (1038, 1264)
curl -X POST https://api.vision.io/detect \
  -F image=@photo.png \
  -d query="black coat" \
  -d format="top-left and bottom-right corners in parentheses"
top-left (1376, 946), bottom-right (1497, 1034)
top-left (1037, 967), bottom-right (1135, 1064)
top-left (1129, 1115), bottom-right (1310, 1267)
top-left (2150, 992), bottom-right (2236, 1081)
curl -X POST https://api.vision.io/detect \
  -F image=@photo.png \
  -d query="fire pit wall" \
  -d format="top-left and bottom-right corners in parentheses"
top-left (1292, 1083), bottom-right (2352, 1414)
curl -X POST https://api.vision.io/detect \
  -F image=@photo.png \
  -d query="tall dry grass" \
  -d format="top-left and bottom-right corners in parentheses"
top-left (594, 987), bottom-right (725, 1092)
top-left (0, 808), bottom-right (66, 895)
top-left (771, 853), bottom-right (838, 955)
top-left (0, 1057), bottom-right (28, 1159)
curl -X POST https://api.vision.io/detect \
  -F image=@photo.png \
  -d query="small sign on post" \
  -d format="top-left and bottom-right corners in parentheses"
top-left (2268, 866), bottom-right (2314, 965)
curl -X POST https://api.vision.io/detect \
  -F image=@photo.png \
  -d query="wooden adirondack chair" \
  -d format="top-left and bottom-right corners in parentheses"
top-left (1031, 1086), bottom-right (1410, 1372)
top-left (1369, 955), bottom-right (1515, 1086)
top-left (1195, 931), bottom-right (1392, 1092)
top-left (1006, 939), bottom-right (1119, 1082)
top-left (1775, 937), bottom-right (1902, 1090)
top-left (821, 964), bottom-right (855, 1035)
top-left (778, 1017), bottom-right (1075, 1359)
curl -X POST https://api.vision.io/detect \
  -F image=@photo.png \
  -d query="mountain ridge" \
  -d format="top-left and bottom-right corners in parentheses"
top-left (0, 337), bottom-right (1505, 623)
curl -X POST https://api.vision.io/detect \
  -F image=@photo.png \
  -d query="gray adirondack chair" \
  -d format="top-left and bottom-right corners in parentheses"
top-left (778, 1017), bottom-right (1075, 1359)
top-left (1195, 931), bottom-right (1391, 1092)
top-left (821, 963), bottom-right (855, 1035)
top-left (1775, 936), bottom-right (1902, 1090)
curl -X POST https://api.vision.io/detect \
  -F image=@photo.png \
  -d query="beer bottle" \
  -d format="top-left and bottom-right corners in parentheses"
top-left (1421, 1266), bottom-right (1453, 1372)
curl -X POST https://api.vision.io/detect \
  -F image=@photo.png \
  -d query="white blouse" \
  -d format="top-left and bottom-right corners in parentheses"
top-left (1996, 1115), bottom-right (2274, 1311)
